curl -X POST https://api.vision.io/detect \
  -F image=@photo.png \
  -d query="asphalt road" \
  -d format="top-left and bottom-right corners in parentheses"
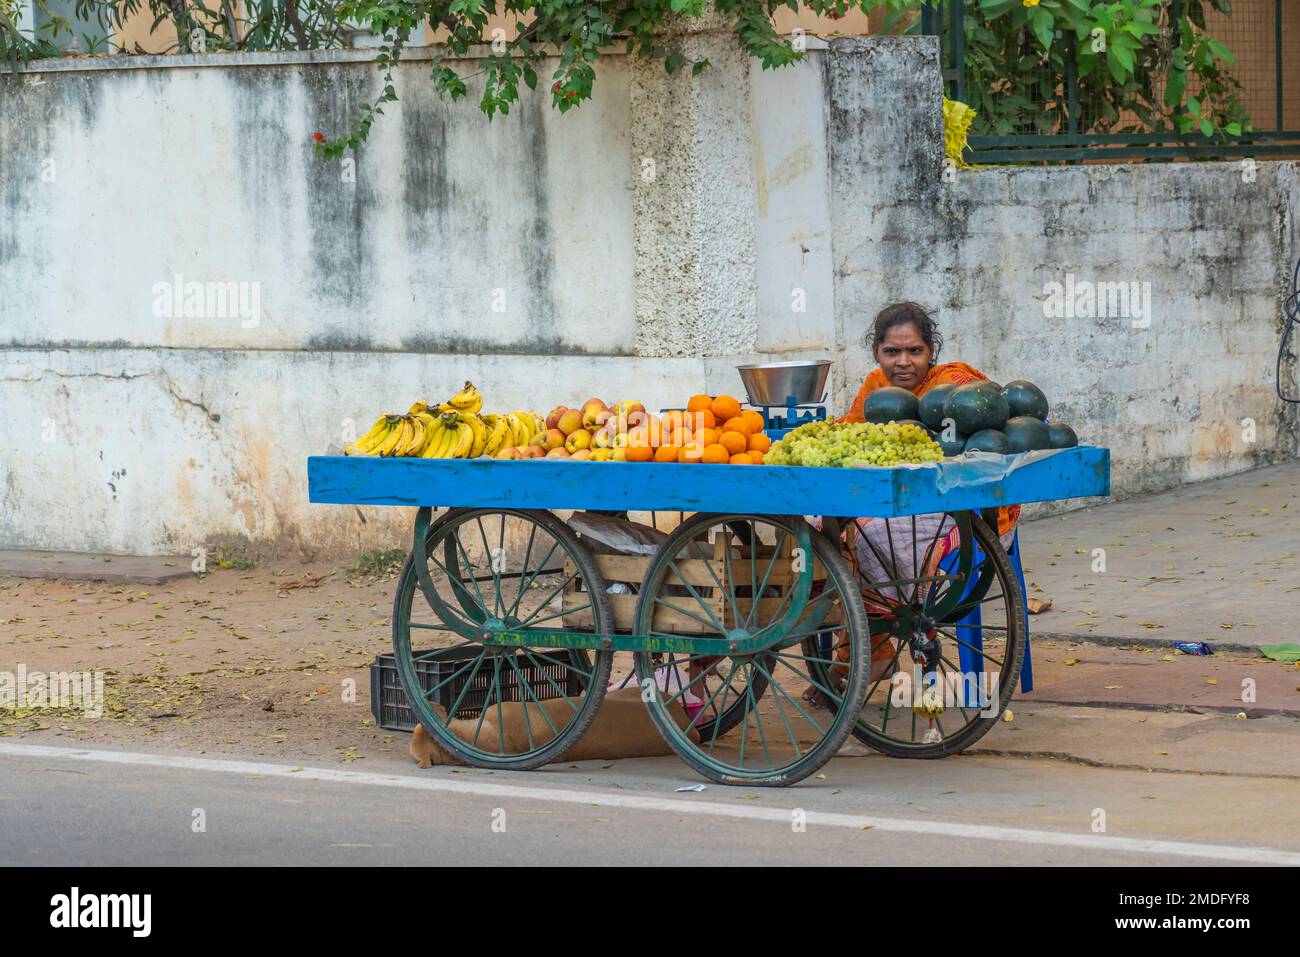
top-left (1, 741), bottom-right (1296, 866)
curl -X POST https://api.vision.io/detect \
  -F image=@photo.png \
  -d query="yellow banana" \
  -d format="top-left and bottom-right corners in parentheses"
top-left (450, 421), bottom-right (475, 458)
top-left (482, 415), bottom-right (510, 456)
top-left (347, 415), bottom-right (392, 456)
top-left (445, 381), bottom-right (483, 415)
top-left (420, 419), bottom-right (450, 458)
top-left (411, 412), bottom-right (439, 455)
top-left (382, 417), bottom-right (412, 457)
top-left (507, 413), bottom-right (529, 447)
top-left (369, 417), bottom-right (403, 456)
top-left (466, 415), bottom-right (489, 457)
top-left (424, 422), bottom-right (455, 459)
top-left (399, 415), bottom-right (427, 456)
top-left (408, 400), bottom-right (429, 416)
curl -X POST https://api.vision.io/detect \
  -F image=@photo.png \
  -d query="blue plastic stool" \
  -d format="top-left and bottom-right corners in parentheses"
top-left (944, 528), bottom-right (1033, 703)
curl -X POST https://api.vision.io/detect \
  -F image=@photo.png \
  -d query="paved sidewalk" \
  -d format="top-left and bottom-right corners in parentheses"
top-left (0, 549), bottom-right (193, 585)
top-left (1020, 460), bottom-right (1299, 651)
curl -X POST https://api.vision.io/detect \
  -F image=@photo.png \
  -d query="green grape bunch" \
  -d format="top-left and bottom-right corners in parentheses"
top-left (763, 420), bottom-right (943, 468)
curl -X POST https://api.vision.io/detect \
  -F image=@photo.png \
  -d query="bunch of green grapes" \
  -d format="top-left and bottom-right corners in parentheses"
top-left (763, 420), bottom-right (943, 468)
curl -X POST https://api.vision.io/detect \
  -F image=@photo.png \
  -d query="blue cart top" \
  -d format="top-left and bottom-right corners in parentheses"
top-left (308, 445), bottom-right (1109, 518)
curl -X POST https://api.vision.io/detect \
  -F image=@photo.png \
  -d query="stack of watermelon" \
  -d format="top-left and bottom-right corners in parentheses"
top-left (863, 381), bottom-right (1079, 457)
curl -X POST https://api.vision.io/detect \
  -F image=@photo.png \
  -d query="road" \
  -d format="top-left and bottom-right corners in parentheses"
top-left (2, 739), bottom-right (1297, 866)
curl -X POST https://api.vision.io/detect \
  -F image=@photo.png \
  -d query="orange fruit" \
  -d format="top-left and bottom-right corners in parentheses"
top-left (720, 431), bottom-right (748, 455)
top-left (654, 445), bottom-right (680, 463)
top-left (741, 410), bottom-right (766, 433)
top-left (748, 451), bottom-right (768, 465)
top-left (625, 444), bottom-right (654, 463)
top-left (680, 443), bottom-right (704, 463)
top-left (729, 453), bottom-right (754, 465)
top-left (702, 444), bottom-right (729, 464)
top-left (670, 428), bottom-right (693, 448)
top-left (686, 394), bottom-right (713, 414)
top-left (711, 394), bottom-right (742, 423)
top-left (722, 416), bottom-right (753, 435)
top-left (747, 432), bottom-right (772, 454)
top-left (662, 410), bottom-right (685, 433)
top-left (692, 409), bottom-right (717, 431)
top-left (626, 426), bottom-right (654, 449)
top-left (698, 428), bottom-right (720, 447)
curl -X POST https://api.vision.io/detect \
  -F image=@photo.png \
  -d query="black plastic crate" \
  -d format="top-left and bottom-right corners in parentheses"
top-left (370, 646), bottom-right (586, 733)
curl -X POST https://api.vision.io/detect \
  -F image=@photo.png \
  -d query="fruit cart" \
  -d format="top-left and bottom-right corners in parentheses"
top-left (308, 446), bottom-right (1108, 786)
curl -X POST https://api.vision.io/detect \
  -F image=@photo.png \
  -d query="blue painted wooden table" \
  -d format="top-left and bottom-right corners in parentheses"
top-left (307, 446), bottom-right (1109, 516)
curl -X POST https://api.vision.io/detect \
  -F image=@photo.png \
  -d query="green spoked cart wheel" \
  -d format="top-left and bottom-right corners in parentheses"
top-left (632, 514), bottom-right (870, 787)
top-left (817, 510), bottom-right (1026, 758)
top-left (392, 507), bottom-right (614, 770)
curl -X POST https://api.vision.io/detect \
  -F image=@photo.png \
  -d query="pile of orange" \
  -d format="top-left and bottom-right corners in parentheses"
top-left (659, 394), bottom-right (770, 465)
top-left (613, 393), bottom-right (770, 464)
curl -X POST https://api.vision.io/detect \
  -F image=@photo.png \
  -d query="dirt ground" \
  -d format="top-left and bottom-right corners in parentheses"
top-left (4, 560), bottom-right (1297, 771)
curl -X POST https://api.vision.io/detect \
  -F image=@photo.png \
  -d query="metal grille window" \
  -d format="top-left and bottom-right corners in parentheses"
top-left (918, 0), bottom-right (1300, 162)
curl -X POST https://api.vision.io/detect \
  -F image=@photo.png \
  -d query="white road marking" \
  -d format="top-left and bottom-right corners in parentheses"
top-left (1, 741), bottom-right (1296, 865)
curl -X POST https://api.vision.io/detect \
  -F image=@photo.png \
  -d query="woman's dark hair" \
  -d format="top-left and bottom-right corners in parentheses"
top-left (867, 302), bottom-right (943, 361)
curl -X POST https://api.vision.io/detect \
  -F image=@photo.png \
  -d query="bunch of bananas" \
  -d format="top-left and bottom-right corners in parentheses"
top-left (436, 381), bottom-right (483, 416)
top-left (344, 382), bottom-right (544, 460)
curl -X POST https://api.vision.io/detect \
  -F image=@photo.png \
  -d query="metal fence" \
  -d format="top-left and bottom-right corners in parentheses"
top-left (920, 0), bottom-right (1300, 162)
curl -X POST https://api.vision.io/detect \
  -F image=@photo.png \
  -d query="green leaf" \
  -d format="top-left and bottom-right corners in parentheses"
top-left (1225, 122), bottom-right (1242, 136)
top-left (1030, 8), bottom-right (1054, 50)
top-left (1106, 51), bottom-right (1125, 84)
top-left (979, 0), bottom-right (1015, 17)
top-left (522, 64), bottom-right (537, 90)
top-left (1188, 96), bottom-right (1201, 117)
top-left (1205, 38), bottom-right (1236, 65)
top-left (1110, 41), bottom-right (1134, 73)
top-left (665, 52), bottom-right (685, 73)
top-left (1199, 117), bottom-right (1214, 137)
top-left (692, 58), bottom-right (710, 76)
top-left (1164, 69), bottom-right (1185, 108)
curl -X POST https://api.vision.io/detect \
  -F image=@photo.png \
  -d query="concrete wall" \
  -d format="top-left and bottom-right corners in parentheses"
top-left (826, 37), bottom-right (1300, 499)
top-left (1, 35), bottom-right (1297, 557)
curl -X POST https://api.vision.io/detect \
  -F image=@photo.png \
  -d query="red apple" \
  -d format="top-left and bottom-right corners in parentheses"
top-left (581, 399), bottom-right (610, 429)
top-left (557, 408), bottom-right (584, 436)
top-left (564, 429), bottom-right (592, 453)
top-left (545, 406), bottom-right (569, 431)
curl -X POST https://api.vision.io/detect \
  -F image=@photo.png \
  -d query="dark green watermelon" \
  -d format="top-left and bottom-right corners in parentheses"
top-left (894, 419), bottom-right (928, 432)
top-left (965, 429), bottom-right (1011, 454)
top-left (1046, 422), bottom-right (1079, 448)
top-left (864, 386), bottom-right (920, 424)
top-left (944, 383), bottom-right (1010, 435)
top-left (1003, 415), bottom-right (1051, 452)
top-left (937, 432), bottom-right (968, 457)
top-left (919, 382), bottom-right (956, 431)
top-left (1002, 380), bottom-right (1049, 421)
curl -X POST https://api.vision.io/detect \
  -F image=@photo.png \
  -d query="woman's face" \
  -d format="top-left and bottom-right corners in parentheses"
top-left (874, 322), bottom-right (933, 390)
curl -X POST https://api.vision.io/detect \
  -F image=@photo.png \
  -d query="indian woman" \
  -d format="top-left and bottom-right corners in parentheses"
top-left (803, 301), bottom-right (1020, 706)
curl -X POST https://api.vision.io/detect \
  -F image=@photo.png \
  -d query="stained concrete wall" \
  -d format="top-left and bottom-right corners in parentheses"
top-left (826, 37), bottom-right (1300, 499)
top-left (1, 36), bottom-right (1297, 557)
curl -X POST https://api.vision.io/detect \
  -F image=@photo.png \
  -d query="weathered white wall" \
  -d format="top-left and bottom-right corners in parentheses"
top-left (1, 35), bottom-right (1297, 557)
top-left (826, 37), bottom-right (1300, 499)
